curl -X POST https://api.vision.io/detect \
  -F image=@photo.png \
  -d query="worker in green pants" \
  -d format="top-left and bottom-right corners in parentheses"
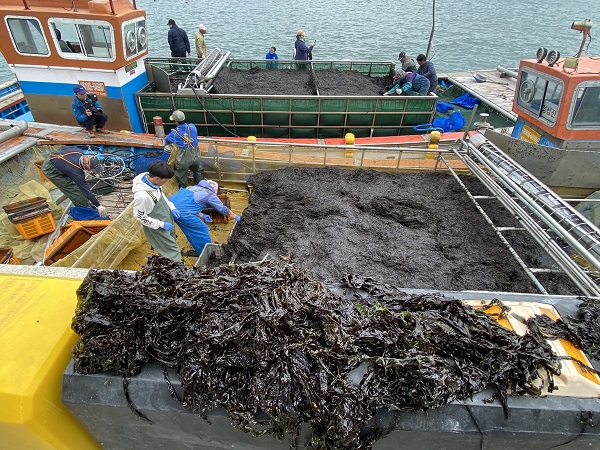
top-left (164, 110), bottom-right (204, 188)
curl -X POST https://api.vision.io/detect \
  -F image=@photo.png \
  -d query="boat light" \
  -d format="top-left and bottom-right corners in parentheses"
top-left (546, 50), bottom-right (560, 67)
top-left (536, 47), bottom-right (548, 63)
top-left (571, 19), bottom-right (592, 32)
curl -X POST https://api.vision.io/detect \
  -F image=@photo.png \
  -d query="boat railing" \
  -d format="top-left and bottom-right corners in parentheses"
top-left (194, 137), bottom-right (469, 184)
top-left (449, 134), bottom-right (600, 297)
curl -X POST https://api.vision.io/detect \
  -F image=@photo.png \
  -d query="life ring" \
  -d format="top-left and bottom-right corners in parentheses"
top-left (137, 26), bottom-right (147, 49)
top-left (126, 30), bottom-right (136, 53)
top-left (518, 79), bottom-right (536, 104)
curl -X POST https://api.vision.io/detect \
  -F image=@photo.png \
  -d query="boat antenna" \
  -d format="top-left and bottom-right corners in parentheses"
top-left (71, 0), bottom-right (77, 12)
top-left (425, 0), bottom-right (435, 59)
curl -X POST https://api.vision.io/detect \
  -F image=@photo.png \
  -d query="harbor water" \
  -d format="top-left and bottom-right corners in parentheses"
top-left (0, 0), bottom-right (597, 84)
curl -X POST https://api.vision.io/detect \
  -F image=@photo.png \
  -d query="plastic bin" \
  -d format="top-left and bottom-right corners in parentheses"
top-left (0, 247), bottom-right (19, 264)
top-left (204, 194), bottom-right (230, 223)
top-left (14, 212), bottom-right (56, 239)
top-left (45, 220), bottom-right (110, 265)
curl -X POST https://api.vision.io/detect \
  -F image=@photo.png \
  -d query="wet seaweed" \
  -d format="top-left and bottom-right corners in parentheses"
top-left (72, 256), bottom-right (563, 449)
top-left (521, 297), bottom-right (600, 362)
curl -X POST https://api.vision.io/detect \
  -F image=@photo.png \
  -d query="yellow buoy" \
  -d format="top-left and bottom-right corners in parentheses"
top-left (344, 133), bottom-right (355, 157)
top-left (426, 130), bottom-right (441, 159)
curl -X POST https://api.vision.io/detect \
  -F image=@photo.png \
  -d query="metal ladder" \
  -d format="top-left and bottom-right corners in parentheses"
top-left (440, 133), bottom-right (600, 297)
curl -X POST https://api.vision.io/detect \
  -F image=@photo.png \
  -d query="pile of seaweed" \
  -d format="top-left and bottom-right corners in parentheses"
top-left (218, 167), bottom-right (579, 295)
top-left (524, 297), bottom-right (600, 362)
top-left (73, 256), bottom-right (565, 449)
top-left (211, 67), bottom-right (390, 96)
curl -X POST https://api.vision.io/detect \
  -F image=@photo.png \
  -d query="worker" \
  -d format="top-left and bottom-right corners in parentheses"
top-left (132, 160), bottom-right (182, 262)
top-left (383, 68), bottom-right (430, 96)
top-left (169, 179), bottom-right (241, 256)
top-left (398, 52), bottom-right (417, 72)
top-left (41, 147), bottom-right (108, 217)
top-left (164, 109), bottom-right (204, 188)
top-left (416, 54), bottom-right (438, 94)
top-left (195, 23), bottom-right (208, 59)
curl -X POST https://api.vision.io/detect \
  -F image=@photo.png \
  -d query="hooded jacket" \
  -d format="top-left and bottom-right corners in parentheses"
top-left (132, 172), bottom-right (177, 229)
top-left (190, 180), bottom-right (231, 216)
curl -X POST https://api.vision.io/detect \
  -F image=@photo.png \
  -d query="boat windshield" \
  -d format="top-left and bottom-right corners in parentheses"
top-left (516, 69), bottom-right (563, 126)
top-left (569, 84), bottom-right (600, 129)
top-left (49, 19), bottom-right (114, 60)
top-left (6, 17), bottom-right (49, 56)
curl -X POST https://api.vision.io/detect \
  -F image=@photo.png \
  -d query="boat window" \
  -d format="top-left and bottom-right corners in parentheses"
top-left (569, 85), bottom-right (600, 129)
top-left (7, 17), bottom-right (49, 56)
top-left (516, 69), bottom-right (563, 126)
top-left (48, 19), bottom-right (114, 60)
top-left (122, 18), bottom-right (147, 60)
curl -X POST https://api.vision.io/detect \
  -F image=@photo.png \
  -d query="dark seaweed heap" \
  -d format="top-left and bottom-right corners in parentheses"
top-left (211, 67), bottom-right (390, 96)
top-left (523, 297), bottom-right (600, 362)
top-left (72, 256), bottom-right (562, 449)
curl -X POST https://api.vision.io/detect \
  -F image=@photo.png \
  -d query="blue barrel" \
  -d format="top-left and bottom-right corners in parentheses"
top-left (134, 151), bottom-right (170, 175)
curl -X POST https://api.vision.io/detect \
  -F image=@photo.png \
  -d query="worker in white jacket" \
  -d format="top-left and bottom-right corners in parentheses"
top-left (132, 160), bottom-right (182, 262)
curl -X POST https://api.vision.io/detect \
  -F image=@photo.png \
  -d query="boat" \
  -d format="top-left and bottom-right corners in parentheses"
top-left (0, 1), bottom-right (599, 449)
top-left (0, 79), bottom-right (31, 120)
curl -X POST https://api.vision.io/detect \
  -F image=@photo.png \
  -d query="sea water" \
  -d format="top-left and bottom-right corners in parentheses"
top-left (0, 0), bottom-right (597, 83)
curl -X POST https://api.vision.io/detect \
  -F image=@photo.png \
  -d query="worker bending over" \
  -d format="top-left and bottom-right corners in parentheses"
top-left (41, 147), bottom-right (108, 217)
top-left (169, 180), bottom-right (241, 256)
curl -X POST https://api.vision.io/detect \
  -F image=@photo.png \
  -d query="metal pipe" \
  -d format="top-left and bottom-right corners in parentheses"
top-left (132, 0), bottom-right (137, 8)
top-left (0, 120), bottom-right (28, 144)
top-left (457, 145), bottom-right (600, 296)
top-left (442, 154), bottom-right (549, 294)
top-left (21, 0), bottom-right (30, 9)
top-left (469, 134), bottom-right (600, 268)
top-left (108, 0), bottom-right (116, 15)
top-left (204, 51), bottom-right (231, 80)
top-left (496, 65), bottom-right (518, 78)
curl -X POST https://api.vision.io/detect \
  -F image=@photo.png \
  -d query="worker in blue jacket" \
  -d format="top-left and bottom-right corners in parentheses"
top-left (294, 30), bottom-right (316, 68)
top-left (41, 147), bottom-right (108, 217)
top-left (164, 109), bottom-right (203, 188)
top-left (383, 69), bottom-right (430, 96)
top-left (167, 19), bottom-right (190, 57)
top-left (417, 54), bottom-right (438, 94)
top-left (266, 46), bottom-right (279, 68)
top-left (169, 180), bottom-right (241, 256)
top-left (71, 84), bottom-right (109, 138)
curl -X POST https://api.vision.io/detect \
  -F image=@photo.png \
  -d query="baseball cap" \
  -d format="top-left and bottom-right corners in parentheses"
top-left (198, 24), bottom-right (207, 31)
top-left (169, 110), bottom-right (185, 122)
top-left (73, 84), bottom-right (86, 94)
top-left (398, 52), bottom-right (407, 59)
top-left (87, 156), bottom-right (104, 174)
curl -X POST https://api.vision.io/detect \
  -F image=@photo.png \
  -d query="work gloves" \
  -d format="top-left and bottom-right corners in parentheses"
top-left (235, 215), bottom-right (241, 222)
top-left (202, 214), bottom-right (213, 223)
top-left (163, 222), bottom-right (174, 231)
top-left (97, 205), bottom-right (108, 217)
top-left (172, 209), bottom-right (181, 219)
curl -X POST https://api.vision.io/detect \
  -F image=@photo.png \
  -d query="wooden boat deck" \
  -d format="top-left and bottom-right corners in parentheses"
top-left (442, 68), bottom-right (518, 120)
